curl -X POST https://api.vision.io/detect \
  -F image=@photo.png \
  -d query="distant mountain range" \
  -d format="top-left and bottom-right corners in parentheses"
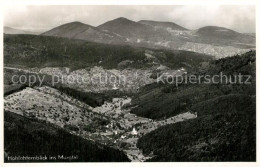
top-left (4, 26), bottom-right (41, 35)
top-left (6, 17), bottom-right (256, 58)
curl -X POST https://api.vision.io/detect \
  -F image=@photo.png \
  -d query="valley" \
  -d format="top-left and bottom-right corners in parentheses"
top-left (3, 14), bottom-right (256, 162)
top-left (4, 85), bottom-right (197, 161)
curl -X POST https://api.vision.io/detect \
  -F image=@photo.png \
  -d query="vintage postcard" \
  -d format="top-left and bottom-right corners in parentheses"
top-left (0, 0), bottom-right (258, 166)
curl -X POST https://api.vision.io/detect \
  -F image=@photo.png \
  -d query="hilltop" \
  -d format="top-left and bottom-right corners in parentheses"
top-left (39, 17), bottom-right (255, 58)
top-left (138, 20), bottom-right (188, 30)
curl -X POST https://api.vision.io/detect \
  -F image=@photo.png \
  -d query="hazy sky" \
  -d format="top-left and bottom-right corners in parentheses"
top-left (4, 5), bottom-right (255, 33)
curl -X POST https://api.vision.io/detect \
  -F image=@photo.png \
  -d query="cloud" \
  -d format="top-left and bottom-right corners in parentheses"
top-left (4, 5), bottom-right (255, 33)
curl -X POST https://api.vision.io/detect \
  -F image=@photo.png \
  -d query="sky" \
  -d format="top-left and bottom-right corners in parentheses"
top-left (4, 5), bottom-right (256, 33)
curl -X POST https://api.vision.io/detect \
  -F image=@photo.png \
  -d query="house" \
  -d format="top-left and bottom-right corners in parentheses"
top-left (131, 127), bottom-right (138, 135)
top-left (112, 83), bottom-right (118, 90)
top-left (195, 112), bottom-right (198, 118)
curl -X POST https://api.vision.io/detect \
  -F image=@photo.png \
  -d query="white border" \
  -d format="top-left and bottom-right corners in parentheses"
top-left (0, 0), bottom-right (258, 167)
top-left (0, 0), bottom-right (258, 5)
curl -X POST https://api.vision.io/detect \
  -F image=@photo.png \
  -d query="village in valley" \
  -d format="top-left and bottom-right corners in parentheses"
top-left (4, 74), bottom-right (196, 161)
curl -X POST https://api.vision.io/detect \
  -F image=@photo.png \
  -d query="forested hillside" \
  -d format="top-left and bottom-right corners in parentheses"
top-left (4, 111), bottom-right (130, 162)
top-left (136, 51), bottom-right (256, 161)
top-left (137, 95), bottom-right (255, 161)
top-left (4, 34), bottom-right (212, 70)
top-left (130, 51), bottom-right (255, 119)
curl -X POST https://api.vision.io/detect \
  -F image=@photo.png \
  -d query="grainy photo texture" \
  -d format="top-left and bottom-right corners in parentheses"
top-left (3, 5), bottom-right (256, 162)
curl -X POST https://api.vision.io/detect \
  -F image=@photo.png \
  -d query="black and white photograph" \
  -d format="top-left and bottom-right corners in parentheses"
top-left (1, 1), bottom-right (258, 165)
